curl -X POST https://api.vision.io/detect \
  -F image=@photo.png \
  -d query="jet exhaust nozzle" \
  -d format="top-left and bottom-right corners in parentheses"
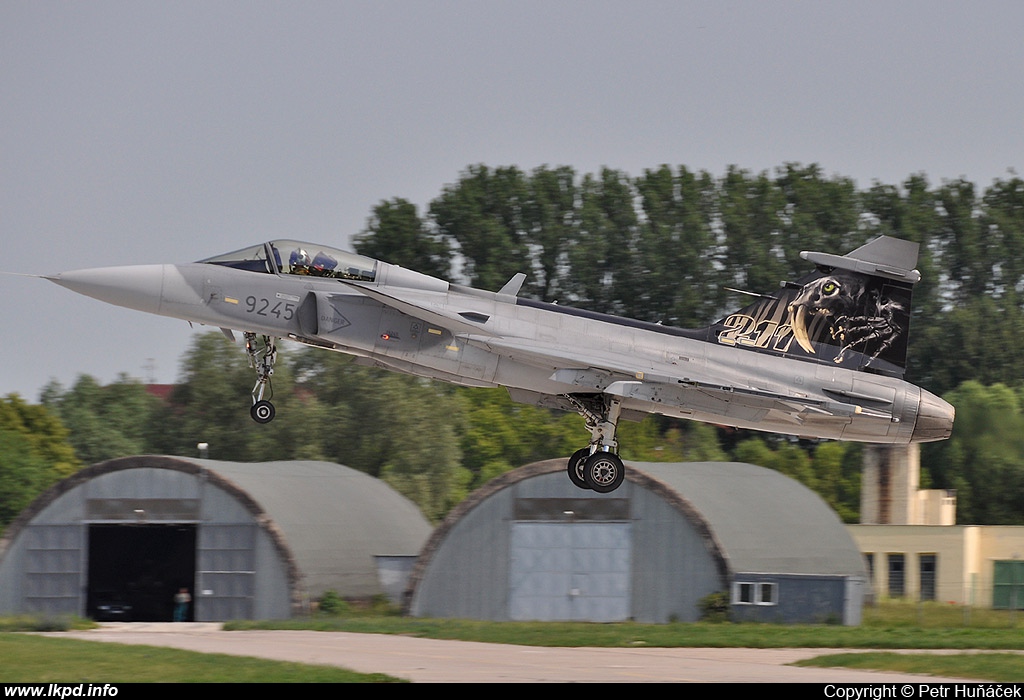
top-left (912, 389), bottom-right (955, 443)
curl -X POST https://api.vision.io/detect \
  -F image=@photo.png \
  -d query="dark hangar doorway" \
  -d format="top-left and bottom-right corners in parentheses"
top-left (86, 524), bottom-right (197, 622)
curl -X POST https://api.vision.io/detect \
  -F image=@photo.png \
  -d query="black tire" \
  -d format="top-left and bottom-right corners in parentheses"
top-left (250, 400), bottom-right (276, 424)
top-left (583, 452), bottom-right (625, 493)
top-left (567, 448), bottom-right (592, 490)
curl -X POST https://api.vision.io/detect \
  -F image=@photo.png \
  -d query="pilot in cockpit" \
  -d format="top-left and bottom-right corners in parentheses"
top-left (289, 248), bottom-right (312, 275)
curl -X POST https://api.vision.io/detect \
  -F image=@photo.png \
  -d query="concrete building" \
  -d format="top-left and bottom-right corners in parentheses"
top-left (407, 459), bottom-right (867, 624)
top-left (860, 444), bottom-right (956, 526)
top-left (849, 445), bottom-right (1024, 608)
top-left (849, 524), bottom-right (1024, 607)
top-left (0, 456), bottom-right (432, 621)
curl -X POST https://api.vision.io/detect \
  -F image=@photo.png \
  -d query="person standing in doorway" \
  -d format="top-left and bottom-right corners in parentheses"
top-left (173, 587), bottom-right (191, 622)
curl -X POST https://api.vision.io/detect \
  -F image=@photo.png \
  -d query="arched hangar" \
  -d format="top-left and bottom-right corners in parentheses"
top-left (407, 459), bottom-right (866, 624)
top-left (0, 456), bottom-right (431, 621)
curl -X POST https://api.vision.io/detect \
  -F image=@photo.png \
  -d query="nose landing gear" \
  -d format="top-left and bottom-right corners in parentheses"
top-left (245, 332), bottom-right (278, 423)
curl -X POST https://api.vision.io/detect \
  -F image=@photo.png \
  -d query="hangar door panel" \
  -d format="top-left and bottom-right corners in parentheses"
top-left (22, 525), bottom-right (83, 616)
top-left (196, 524), bottom-right (255, 621)
top-left (509, 522), bottom-right (631, 622)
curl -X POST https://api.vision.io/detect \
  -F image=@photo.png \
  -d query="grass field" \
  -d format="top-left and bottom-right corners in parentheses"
top-left (794, 652), bottom-right (1024, 683)
top-left (2, 601), bottom-right (1023, 682)
top-left (226, 600), bottom-right (1024, 650)
top-left (0, 634), bottom-right (403, 683)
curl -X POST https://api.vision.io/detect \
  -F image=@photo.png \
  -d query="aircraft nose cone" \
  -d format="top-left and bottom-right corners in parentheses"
top-left (912, 388), bottom-right (955, 443)
top-left (50, 265), bottom-right (167, 315)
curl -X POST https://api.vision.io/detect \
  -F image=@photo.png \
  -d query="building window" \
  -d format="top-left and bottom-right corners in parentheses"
top-left (919, 554), bottom-right (937, 601)
top-left (865, 553), bottom-right (874, 583)
top-left (888, 554), bottom-right (905, 597)
top-left (734, 582), bottom-right (754, 604)
top-left (993, 561), bottom-right (1024, 610)
top-left (733, 581), bottom-right (777, 606)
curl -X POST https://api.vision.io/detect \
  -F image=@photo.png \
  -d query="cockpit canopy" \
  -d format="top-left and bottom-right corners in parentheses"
top-left (198, 240), bottom-right (377, 282)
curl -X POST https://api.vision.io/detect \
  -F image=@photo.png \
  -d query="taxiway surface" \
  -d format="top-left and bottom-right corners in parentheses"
top-left (45, 623), bottom-right (979, 683)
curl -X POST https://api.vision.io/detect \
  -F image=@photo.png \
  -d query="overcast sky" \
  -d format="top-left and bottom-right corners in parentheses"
top-left (2, 1), bottom-right (1022, 402)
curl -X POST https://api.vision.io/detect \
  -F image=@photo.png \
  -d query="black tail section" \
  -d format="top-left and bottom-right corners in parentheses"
top-left (712, 236), bottom-right (919, 377)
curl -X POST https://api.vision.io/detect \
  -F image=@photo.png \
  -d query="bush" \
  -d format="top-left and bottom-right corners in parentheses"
top-left (318, 590), bottom-right (349, 616)
top-left (698, 591), bottom-right (730, 622)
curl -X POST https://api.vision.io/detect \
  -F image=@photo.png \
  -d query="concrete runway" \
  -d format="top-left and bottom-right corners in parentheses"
top-left (47, 623), bottom-right (978, 683)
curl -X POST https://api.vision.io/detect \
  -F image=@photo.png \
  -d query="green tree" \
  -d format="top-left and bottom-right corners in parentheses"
top-left (667, 422), bottom-right (729, 463)
top-left (352, 197), bottom-right (451, 278)
top-left (430, 164), bottom-right (532, 291)
top-left (564, 168), bottom-right (640, 315)
top-left (718, 166), bottom-right (788, 295)
top-left (618, 418), bottom-right (726, 463)
top-left (731, 435), bottom-right (863, 521)
top-left (0, 395), bottom-right (80, 533)
top-left (937, 179), bottom-right (989, 302)
top-left (775, 163), bottom-right (866, 269)
top-left (634, 165), bottom-right (721, 326)
top-left (148, 332), bottom-right (306, 461)
top-left (41, 374), bottom-right (160, 464)
top-left (810, 441), bottom-right (861, 523)
top-left (925, 381), bottom-right (1024, 524)
top-left (915, 295), bottom-right (1024, 395)
top-left (734, 437), bottom-right (817, 491)
top-left (521, 165), bottom-right (579, 302)
top-left (454, 387), bottom-right (582, 486)
top-left (0, 395), bottom-right (79, 479)
top-left (373, 376), bottom-right (468, 522)
top-left (0, 429), bottom-right (51, 533)
top-left (290, 349), bottom-right (469, 520)
top-left (981, 175), bottom-right (1024, 301)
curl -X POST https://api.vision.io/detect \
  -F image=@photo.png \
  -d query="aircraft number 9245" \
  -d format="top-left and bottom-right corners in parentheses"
top-left (244, 296), bottom-right (296, 321)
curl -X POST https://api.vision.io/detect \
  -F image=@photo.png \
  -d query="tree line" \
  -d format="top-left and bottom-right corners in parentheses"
top-left (3, 162), bottom-right (1024, 530)
top-left (356, 163), bottom-right (1024, 395)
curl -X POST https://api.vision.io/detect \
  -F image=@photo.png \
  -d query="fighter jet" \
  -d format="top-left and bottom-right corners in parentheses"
top-left (49, 235), bottom-right (954, 493)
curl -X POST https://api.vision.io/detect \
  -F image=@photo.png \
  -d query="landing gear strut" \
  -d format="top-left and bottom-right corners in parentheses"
top-left (245, 332), bottom-right (278, 423)
top-left (565, 394), bottom-right (626, 493)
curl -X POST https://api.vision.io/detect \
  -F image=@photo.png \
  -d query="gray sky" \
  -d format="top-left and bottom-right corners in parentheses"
top-left (2, 1), bottom-right (1022, 402)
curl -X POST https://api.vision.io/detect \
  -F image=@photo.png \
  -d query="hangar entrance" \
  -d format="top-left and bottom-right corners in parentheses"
top-left (509, 522), bottom-right (632, 622)
top-left (508, 498), bottom-right (632, 622)
top-left (87, 524), bottom-right (196, 622)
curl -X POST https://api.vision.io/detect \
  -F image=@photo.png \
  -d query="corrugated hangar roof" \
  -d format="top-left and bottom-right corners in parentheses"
top-left (631, 461), bottom-right (864, 576)
top-left (182, 458), bottom-right (433, 593)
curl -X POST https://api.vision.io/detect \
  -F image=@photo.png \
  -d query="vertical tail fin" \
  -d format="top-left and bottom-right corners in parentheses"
top-left (714, 236), bottom-right (919, 377)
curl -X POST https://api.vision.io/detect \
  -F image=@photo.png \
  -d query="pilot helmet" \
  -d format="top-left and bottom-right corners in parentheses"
top-left (289, 249), bottom-right (311, 268)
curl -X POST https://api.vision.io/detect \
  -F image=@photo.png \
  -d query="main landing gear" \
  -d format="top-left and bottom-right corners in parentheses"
top-left (245, 332), bottom-right (278, 423)
top-left (565, 394), bottom-right (626, 493)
